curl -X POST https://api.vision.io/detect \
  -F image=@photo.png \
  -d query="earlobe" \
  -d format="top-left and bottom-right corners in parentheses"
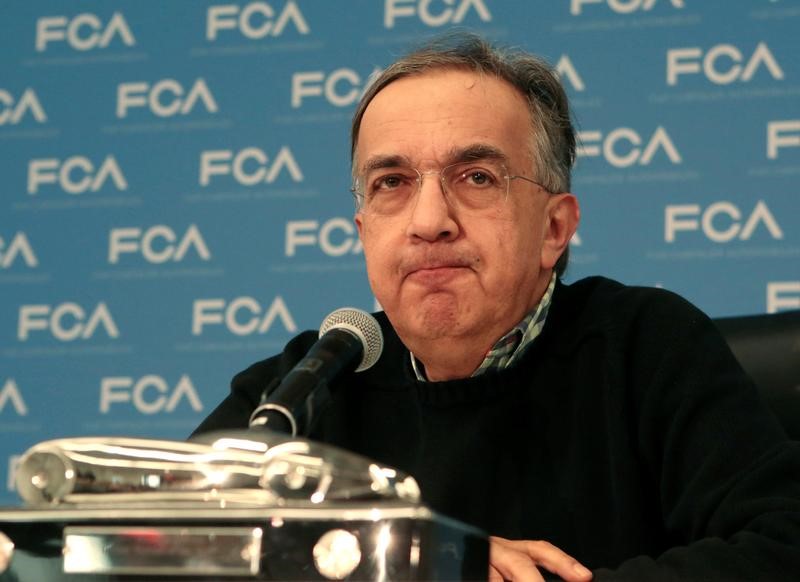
top-left (354, 213), bottom-right (364, 238)
top-left (541, 194), bottom-right (580, 269)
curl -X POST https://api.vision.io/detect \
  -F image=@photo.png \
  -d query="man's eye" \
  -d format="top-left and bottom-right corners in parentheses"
top-left (462, 169), bottom-right (496, 187)
top-left (380, 175), bottom-right (402, 188)
top-left (469, 171), bottom-right (489, 185)
top-left (372, 174), bottom-right (409, 192)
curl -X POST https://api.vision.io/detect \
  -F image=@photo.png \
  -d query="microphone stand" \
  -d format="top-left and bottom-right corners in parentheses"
top-left (248, 328), bottom-right (364, 437)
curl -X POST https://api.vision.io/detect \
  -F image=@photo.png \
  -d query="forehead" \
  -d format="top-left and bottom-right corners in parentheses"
top-left (356, 68), bottom-right (532, 169)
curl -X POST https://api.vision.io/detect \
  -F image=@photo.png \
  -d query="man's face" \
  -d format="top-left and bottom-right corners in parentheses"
top-left (354, 69), bottom-right (566, 361)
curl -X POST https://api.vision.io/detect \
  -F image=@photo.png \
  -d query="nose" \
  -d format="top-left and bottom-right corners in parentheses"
top-left (405, 172), bottom-right (460, 242)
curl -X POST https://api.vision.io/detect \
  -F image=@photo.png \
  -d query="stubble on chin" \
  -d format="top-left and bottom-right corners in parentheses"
top-left (396, 292), bottom-right (465, 342)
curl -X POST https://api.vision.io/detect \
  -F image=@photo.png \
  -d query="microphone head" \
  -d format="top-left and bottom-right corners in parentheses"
top-left (319, 307), bottom-right (383, 372)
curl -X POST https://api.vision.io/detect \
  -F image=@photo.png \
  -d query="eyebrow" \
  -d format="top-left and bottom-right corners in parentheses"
top-left (360, 154), bottom-right (412, 174)
top-left (359, 143), bottom-right (510, 174)
top-left (451, 144), bottom-right (509, 164)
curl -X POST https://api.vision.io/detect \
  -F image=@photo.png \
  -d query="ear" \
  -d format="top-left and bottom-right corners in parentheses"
top-left (540, 193), bottom-right (580, 270)
top-left (354, 212), bottom-right (364, 239)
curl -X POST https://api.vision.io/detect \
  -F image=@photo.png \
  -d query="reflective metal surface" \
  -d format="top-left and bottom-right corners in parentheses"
top-left (2, 435), bottom-right (484, 580)
top-left (15, 434), bottom-right (420, 508)
top-left (0, 502), bottom-right (488, 581)
top-left (312, 529), bottom-right (361, 580)
top-left (63, 526), bottom-right (262, 576)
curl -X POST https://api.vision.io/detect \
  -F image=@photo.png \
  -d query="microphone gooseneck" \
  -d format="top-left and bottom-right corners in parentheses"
top-left (248, 307), bottom-right (383, 436)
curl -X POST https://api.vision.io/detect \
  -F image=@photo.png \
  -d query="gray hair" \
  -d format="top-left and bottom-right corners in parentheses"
top-left (349, 32), bottom-right (576, 276)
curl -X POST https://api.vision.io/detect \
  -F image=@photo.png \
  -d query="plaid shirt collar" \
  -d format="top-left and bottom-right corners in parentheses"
top-left (411, 272), bottom-right (557, 381)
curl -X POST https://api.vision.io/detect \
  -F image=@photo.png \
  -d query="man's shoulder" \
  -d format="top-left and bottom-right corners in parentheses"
top-left (231, 310), bottom-right (400, 392)
top-left (553, 275), bottom-right (711, 339)
top-left (231, 328), bottom-right (319, 394)
top-left (562, 275), bottom-right (697, 311)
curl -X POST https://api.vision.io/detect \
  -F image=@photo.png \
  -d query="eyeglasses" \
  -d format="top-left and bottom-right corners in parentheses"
top-left (351, 159), bottom-right (550, 216)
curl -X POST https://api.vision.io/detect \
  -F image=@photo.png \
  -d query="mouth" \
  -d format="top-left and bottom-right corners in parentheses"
top-left (404, 261), bottom-right (473, 285)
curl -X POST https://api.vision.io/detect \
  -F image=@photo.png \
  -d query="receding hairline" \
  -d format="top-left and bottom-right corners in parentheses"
top-left (352, 65), bottom-right (535, 174)
top-left (356, 143), bottom-right (511, 177)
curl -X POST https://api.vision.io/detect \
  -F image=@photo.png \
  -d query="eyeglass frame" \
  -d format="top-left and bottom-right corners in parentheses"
top-left (350, 160), bottom-right (553, 214)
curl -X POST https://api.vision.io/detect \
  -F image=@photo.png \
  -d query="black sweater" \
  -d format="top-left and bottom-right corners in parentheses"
top-left (193, 276), bottom-right (800, 580)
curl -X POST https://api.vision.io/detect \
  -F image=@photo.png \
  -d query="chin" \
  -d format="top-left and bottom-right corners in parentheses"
top-left (412, 299), bottom-right (466, 339)
top-left (384, 290), bottom-right (472, 339)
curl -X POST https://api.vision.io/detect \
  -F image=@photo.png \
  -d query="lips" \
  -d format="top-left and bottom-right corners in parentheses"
top-left (406, 265), bottom-right (469, 285)
top-left (400, 253), bottom-right (476, 284)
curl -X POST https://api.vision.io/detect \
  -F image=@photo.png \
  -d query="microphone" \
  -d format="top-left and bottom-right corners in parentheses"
top-left (248, 307), bottom-right (383, 436)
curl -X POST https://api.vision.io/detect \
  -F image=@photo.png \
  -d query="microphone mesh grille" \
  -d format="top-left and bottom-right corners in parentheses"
top-left (319, 308), bottom-right (384, 372)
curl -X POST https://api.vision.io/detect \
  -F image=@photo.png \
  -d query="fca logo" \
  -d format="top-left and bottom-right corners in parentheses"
top-left (0, 379), bottom-right (28, 416)
top-left (108, 224), bottom-right (211, 264)
top-left (0, 233), bottom-right (38, 269)
top-left (577, 127), bottom-right (681, 168)
top-left (664, 201), bottom-right (783, 243)
top-left (199, 147), bottom-right (303, 186)
top-left (36, 12), bottom-right (135, 52)
top-left (28, 155), bottom-right (127, 195)
top-left (767, 121), bottom-right (800, 159)
top-left (18, 303), bottom-right (119, 341)
top-left (570, 0), bottom-right (683, 15)
top-left (555, 56), bottom-right (585, 93)
top-left (100, 375), bottom-right (203, 414)
top-left (206, 2), bottom-right (309, 40)
top-left (384, 0), bottom-right (491, 28)
top-left (0, 88), bottom-right (46, 125)
top-left (285, 218), bottom-right (363, 257)
top-left (667, 42), bottom-right (783, 86)
top-left (192, 296), bottom-right (297, 336)
top-left (117, 78), bottom-right (218, 118)
top-left (767, 282), bottom-right (800, 314)
top-left (291, 68), bottom-right (382, 108)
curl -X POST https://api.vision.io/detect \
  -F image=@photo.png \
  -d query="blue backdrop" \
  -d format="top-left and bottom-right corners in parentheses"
top-left (1, 0), bottom-right (799, 505)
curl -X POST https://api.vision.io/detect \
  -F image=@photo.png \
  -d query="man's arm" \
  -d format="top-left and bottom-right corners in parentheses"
top-left (609, 297), bottom-right (800, 580)
top-left (492, 291), bottom-right (800, 580)
top-left (190, 330), bottom-right (319, 437)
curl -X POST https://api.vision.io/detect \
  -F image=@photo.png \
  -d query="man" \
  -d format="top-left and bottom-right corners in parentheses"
top-left (194, 33), bottom-right (800, 580)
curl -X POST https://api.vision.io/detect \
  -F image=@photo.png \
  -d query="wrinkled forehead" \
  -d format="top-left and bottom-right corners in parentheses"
top-left (354, 69), bottom-right (532, 173)
top-left (358, 144), bottom-right (511, 175)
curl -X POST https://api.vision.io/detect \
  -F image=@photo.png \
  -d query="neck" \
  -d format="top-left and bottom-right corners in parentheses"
top-left (402, 271), bottom-right (555, 381)
top-left (415, 342), bottom-right (487, 381)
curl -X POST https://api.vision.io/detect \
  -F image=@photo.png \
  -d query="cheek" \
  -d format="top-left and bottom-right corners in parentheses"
top-left (361, 228), bottom-right (398, 286)
top-left (489, 226), bottom-right (541, 283)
